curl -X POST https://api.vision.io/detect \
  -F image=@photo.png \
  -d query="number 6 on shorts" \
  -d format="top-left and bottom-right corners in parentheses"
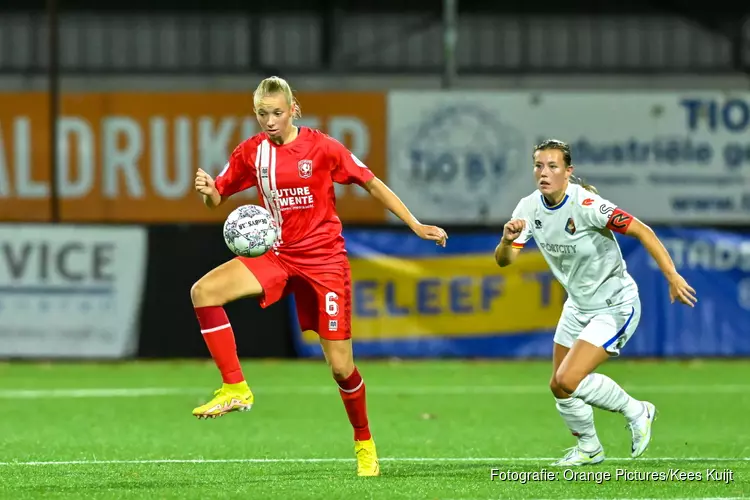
top-left (325, 291), bottom-right (339, 316)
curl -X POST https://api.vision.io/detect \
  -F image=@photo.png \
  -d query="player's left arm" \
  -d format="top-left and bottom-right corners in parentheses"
top-left (362, 178), bottom-right (447, 247)
top-left (582, 193), bottom-right (697, 307)
top-left (620, 217), bottom-right (696, 306)
top-left (328, 137), bottom-right (448, 247)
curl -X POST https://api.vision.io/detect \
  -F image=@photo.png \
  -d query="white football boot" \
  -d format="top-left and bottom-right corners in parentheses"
top-left (628, 401), bottom-right (657, 458)
top-left (551, 446), bottom-right (605, 466)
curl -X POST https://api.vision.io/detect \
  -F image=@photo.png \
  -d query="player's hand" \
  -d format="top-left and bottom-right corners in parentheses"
top-left (667, 272), bottom-right (697, 307)
top-left (194, 168), bottom-right (217, 196)
top-left (502, 219), bottom-right (526, 243)
top-left (413, 223), bottom-right (448, 247)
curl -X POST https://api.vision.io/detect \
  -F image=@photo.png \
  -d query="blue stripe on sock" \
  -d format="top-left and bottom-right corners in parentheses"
top-left (603, 306), bottom-right (635, 349)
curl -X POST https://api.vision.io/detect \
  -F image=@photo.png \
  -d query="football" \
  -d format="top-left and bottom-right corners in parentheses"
top-left (223, 204), bottom-right (278, 257)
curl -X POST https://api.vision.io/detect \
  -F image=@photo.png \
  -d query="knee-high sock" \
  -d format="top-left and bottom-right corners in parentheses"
top-left (195, 306), bottom-right (244, 384)
top-left (570, 373), bottom-right (644, 421)
top-left (336, 367), bottom-right (371, 441)
top-left (555, 396), bottom-right (601, 452)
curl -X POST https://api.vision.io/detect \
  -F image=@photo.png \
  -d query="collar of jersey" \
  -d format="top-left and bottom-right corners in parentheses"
top-left (540, 192), bottom-right (569, 211)
top-left (540, 182), bottom-right (574, 211)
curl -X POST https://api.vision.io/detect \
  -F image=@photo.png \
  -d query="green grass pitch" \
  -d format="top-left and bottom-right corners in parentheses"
top-left (0, 359), bottom-right (748, 499)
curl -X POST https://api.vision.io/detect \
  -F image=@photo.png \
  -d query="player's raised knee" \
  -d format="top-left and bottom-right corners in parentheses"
top-left (549, 374), bottom-right (569, 398)
top-left (554, 369), bottom-right (584, 395)
top-left (190, 278), bottom-right (224, 307)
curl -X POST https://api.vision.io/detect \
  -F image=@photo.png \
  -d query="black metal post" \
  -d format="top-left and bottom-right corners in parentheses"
top-left (47, 0), bottom-right (60, 222)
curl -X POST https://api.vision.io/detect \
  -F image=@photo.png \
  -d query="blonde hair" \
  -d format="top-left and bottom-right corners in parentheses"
top-left (253, 76), bottom-right (302, 119)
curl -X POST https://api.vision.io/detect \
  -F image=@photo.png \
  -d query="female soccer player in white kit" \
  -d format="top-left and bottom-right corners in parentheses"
top-left (496, 139), bottom-right (697, 466)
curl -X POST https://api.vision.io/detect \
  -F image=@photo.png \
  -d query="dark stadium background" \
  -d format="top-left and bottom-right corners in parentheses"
top-left (0, 2), bottom-right (749, 499)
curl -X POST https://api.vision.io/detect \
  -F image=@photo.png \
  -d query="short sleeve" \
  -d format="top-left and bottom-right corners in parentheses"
top-left (214, 141), bottom-right (257, 198)
top-left (327, 136), bottom-right (375, 186)
top-left (575, 191), bottom-right (623, 230)
top-left (510, 199), bottom-right (534, 248)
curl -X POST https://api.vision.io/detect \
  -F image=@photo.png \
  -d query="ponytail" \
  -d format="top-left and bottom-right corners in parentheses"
top-left (570, 174), bottom-right (598, 194)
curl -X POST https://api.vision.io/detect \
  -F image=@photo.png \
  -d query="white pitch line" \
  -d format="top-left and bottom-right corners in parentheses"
top-left (1, 384), bottom-right (750, 399)
top-left (0, 457), bottom-right (748, 466)
top-left (455, 498), bottom-right (746, 500)
top-left (0, 388), bottom-right (197, 398)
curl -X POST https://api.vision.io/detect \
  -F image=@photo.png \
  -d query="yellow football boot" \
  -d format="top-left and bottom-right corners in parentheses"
top-left (192, 381), bottom-right (254, 419)
top-left (355, 438), bottom-right (380, 476)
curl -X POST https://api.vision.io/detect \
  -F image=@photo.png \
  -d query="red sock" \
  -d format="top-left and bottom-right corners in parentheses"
top-left (194, 306), bottom-right (244, 384)
top-left (337, 367), bottom-right (371, 441)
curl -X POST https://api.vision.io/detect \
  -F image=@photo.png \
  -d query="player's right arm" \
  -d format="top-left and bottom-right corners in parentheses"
top-left (495, 221), bottom-right (525, 267)
top-left (194, 168), bottom-right (223, 208)
top-left (495, 199), bottom-right (533, 267)
top-left (194, 141), bottom-right (257, 209)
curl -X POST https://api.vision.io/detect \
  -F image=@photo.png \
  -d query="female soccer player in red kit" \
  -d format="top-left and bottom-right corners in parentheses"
top-left (191, 76), bottom-right (448, 476)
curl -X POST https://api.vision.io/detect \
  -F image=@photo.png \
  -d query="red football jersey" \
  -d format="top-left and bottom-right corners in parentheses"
top-left (214, 127), bottom-right (375, 258)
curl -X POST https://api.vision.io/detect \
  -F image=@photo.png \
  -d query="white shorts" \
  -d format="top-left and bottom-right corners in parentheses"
top-left (553, 297), bottom-right (641, 356)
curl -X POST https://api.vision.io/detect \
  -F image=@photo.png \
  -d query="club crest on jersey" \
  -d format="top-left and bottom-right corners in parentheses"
top-left (535, 219), bottom-right (542, 229)
top-left (565, 217), bottom-right (576, 235)
top-left (298, 160), bottom-right (313, 179)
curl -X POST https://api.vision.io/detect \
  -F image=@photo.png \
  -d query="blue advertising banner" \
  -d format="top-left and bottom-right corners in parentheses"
top-left (291, 227), bottom-right (750, 358)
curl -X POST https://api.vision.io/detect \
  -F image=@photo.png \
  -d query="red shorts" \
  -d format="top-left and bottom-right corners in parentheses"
top-left (236, 251), bottom-right (351, 341)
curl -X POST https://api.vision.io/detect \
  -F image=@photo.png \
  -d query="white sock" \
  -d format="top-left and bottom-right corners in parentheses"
top-left (555, 397), bottom-right (601, 452)
top-left (570, 373), bottom-right (644, 421)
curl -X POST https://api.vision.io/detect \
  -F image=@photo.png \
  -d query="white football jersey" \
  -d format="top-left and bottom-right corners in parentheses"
top-left (510, 183), bottom-right (638, 311)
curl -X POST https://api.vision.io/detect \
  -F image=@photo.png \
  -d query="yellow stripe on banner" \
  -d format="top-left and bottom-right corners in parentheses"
top-left (300, 250), bottom-right (565, 343)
